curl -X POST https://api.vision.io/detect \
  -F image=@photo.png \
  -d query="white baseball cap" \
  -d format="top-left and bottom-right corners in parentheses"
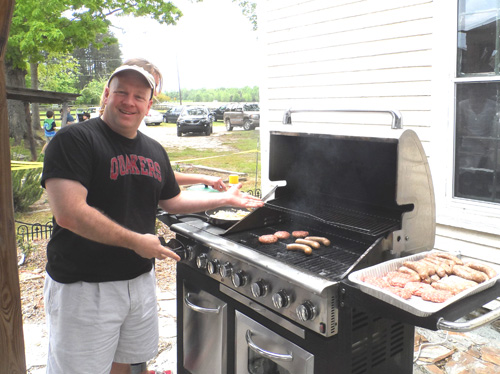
top-left (107, 65), bottom-right (156, 93)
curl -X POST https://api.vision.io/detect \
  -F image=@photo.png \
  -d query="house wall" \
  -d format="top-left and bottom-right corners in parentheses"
top-left (258, 0), bottom-right (500, 262)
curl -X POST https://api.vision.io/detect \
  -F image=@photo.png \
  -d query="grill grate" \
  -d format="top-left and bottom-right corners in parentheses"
top-left (224, 222), bottom-right (374, 281)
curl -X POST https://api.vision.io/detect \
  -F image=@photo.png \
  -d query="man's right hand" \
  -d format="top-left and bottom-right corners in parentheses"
top-left (133, 233), bottom-right (181, 261)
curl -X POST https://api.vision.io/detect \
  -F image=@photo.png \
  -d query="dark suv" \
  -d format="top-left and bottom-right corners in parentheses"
top-left (223, 103), bottom-right (260, 131)
top-left (164, 106), bottom-right (184, 123)
top-left (211, 105), bottom-right (229, 121)
top-left (177, 106), bottom-right (213, 136)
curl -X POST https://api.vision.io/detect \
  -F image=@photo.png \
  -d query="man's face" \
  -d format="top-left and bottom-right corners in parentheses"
top-left (101, 71), bottom-right (153, 138)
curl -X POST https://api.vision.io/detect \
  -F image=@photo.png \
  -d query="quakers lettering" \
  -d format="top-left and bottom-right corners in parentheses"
top-left (110, 154), bottom-right (162, 182)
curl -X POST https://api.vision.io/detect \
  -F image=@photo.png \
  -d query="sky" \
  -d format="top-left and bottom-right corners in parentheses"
top-left (109, 0), bottom-right (262, 92)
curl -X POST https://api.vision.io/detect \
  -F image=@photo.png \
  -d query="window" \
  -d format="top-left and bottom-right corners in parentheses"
top-left (455, 1), bottom-right (500, 203)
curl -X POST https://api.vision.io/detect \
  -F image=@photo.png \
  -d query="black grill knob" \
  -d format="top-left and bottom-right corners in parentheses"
top-left (219, 262), bottom-right (233, 278)
top-left (231, 270), bottom-right (248, 288)
top-left (251, 280), bottom-right (269, 298)
top-left (196, 254), bottom-right (208, 269)
top-left (207, 259), bottom-right (220, 275)
top-left (272, 290), bottom-right (291, 309)
top-left (296, 301), bottom-right (317, 321)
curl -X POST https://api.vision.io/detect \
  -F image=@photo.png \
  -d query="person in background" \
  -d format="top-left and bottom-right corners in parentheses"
top-left (41, 62), bottom-right (263, 374)
top-left (100, 58), bottom-right (227, 192)
top-left (82, 112), bottom-right (90, 121)
top-left (41, 110), bottom-right (56, 155)
top-left (60, 108), bottom-right (75, 125)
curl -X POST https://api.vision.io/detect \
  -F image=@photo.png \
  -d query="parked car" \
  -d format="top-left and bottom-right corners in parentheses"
top-left (223, 103), bottom-right (260, 131)
top-left (211, 105), bottom-right (229, 121)
top-left (177, 106), bottom-right (213, 136)
top-left (87, 107), bottom-right (101, 118)
top-left (144, 109), bottom-right (163, 126)
top-left (164, 106), bottom-right (184, 123)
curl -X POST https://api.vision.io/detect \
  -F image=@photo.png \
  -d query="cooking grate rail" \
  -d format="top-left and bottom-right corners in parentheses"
top-left (265, 197), bottom-right (401, 237)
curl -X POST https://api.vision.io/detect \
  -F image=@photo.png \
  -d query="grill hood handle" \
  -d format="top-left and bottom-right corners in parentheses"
top-left (436, 305), bottom-right (500, 332)
top-left (282, 108), bottom-right (402, 129)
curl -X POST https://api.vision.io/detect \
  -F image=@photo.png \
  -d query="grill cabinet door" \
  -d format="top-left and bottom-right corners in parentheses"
top-left (235, 311), bottom-right (314, 374)
top-left (182, 284), bottom-right (227, 374)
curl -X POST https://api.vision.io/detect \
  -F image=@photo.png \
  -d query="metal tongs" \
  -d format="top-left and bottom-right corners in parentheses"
top-left (261, 185), bottom-right (278, 203)
top-left (158, 236), bottom-right (189, 260)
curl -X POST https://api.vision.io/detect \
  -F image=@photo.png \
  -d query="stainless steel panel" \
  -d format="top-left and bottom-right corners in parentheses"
top-left (183, 284), bottom-right (227, 374)
top-left (235, 311), bottom-right (314, 374)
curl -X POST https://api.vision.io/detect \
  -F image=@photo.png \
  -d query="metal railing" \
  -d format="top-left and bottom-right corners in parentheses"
top-left (16, 220), bottom-right (53, 242)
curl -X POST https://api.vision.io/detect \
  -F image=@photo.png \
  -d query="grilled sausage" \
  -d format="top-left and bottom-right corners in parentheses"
top-left (431, 252), bottom-right (463, 265)
top-left (424, 256), bottom-right (453, 275)
top-left (403, 261), bottom-right (432, 280)
top-left (452, 265), bottom-right (489, 283)
top-left (292, 231), bottom-right (309, 238)
top-left (305, 236), bottom-right (331, 246)
top-left (465, 261), bottom-right (497, 279)
top-left (295, 238), bottom-right (320, 249)
top-left (286, 243), bottom-right (313, 255)
top-left (420, 258), bottom-right (446, 278)
top-left (397, 266), bottom-right (421, 282)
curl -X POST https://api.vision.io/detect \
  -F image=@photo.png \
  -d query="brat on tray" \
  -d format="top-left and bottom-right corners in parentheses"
top-left (362, 253), bottom-right (496, 303)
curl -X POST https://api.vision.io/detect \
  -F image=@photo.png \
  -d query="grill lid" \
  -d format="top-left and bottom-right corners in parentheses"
top-left (260, 128), bottom-right (435, 257)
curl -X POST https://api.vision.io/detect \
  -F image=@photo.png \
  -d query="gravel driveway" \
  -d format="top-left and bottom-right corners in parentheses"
top-left (140, 123), bottom-right (237, 152)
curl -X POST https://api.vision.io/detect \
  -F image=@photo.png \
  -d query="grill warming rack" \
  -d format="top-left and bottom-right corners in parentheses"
top-left (263, 196), bottom-right (402, 238)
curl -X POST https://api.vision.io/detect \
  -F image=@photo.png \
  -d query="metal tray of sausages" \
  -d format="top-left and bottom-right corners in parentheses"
top-left (348, 251), bottom-right (500, 317)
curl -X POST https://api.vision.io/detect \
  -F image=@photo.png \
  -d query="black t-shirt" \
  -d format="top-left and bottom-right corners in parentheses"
top-left (41, 118), bottom-right (180, 283)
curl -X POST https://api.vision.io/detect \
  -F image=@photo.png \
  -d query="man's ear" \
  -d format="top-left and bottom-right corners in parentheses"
top-left (103, 87), bottom-right (110, 105)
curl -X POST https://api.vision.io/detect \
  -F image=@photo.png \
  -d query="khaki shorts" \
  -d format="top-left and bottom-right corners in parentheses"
top-left (44, 269), bottom-right (159, 374)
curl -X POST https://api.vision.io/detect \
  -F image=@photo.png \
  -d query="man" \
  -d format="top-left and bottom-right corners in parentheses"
top-left (41, 63), bottom-right (262, 374)
top-left (59, 108), bottom-right (75, 125)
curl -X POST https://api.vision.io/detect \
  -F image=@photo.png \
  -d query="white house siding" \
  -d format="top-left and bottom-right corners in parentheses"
top-left (258, 0), bottom-right (500, 262)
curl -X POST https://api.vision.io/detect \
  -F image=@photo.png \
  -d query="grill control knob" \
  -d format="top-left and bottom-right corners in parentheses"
top-left (272, 290), bottom-right (291, 309)
top-left (196, 254), bottom-right (208, 269)
top-left (219, 262), bottom-right (233, 278)
top-left (251, 280), bottom-right (269, 298)
top-left (296, 301), bottom-right (317, 321)
top-left (231, 271), bottom-right (248, 288)
top-left (207, 259), bottom-right (220, 275)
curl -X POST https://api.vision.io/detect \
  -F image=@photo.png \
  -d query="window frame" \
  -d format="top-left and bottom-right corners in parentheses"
top-left (432, 1), bottom-right (500, 236)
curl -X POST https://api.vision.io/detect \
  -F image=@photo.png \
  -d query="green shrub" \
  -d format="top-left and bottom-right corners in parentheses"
top-left (11, 142), bottom-right (44, 212)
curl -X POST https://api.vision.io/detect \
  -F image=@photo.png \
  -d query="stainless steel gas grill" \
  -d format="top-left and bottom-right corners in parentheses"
top-left (164, 111), bottom-right (500, 374)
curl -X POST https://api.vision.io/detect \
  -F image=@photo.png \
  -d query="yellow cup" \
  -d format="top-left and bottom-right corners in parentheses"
top-left (228, 175), bottom-right (239, 185)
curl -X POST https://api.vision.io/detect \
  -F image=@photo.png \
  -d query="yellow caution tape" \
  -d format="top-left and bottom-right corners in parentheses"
top-left (10, 149), bottom-right (260, 170)
top-left (10, 161), bottom-right (44, 171)
top-left (172, 149), bottom-right (259, 164)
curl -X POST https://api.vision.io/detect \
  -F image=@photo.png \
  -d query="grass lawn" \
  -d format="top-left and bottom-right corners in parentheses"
top-left (15, 128), bottom-right (261, 224)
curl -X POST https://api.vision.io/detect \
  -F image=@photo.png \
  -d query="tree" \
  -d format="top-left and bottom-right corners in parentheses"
top-left (73, 31), bottom-right (122, 90)
top-left (26, 52), bottom-right (80, 93)
top-left (6, 0), bottom-right (184, 141)
top-left (75, 77), bottom-right (109, 105)
top-left (232, 1), bottom-right (257, 31)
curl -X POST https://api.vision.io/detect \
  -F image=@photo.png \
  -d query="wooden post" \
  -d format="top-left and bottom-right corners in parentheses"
top-left (0, 0), bottom-right (28, 373)
top-left (61, 102), bottom-right (68, 127)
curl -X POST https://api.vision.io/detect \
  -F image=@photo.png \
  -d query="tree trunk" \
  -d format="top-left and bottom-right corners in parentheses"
top-left (6, 61), bottom-right (29, 142)
top-left (0, 0), bottom-right (27, 372)
top-left (24, 102), bottom-right (37, 160)
top-left (30, 61), bottom-right (41, 136)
